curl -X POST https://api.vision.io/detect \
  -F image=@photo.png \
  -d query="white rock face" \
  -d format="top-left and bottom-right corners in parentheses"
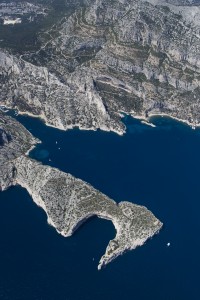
top-left (144, 0), bottom-right (200, 27)
top-left (3, 18), bottom-right (22, 25)
top-left (0, 113), bottom-right (162, 269)
top-left (15, 156), bottom-right (162, 269)
top-left (0, 0), bottom-right (200, 131)
top-left (0, 112), bottom-right (38, 190)
top-left (0, 50), bottom-right (124, 134)
top-left (0, 1), bottom-right (47, 24)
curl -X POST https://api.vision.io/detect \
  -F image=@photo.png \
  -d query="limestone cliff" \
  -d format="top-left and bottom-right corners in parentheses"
top-left (0, 112), bottom-right (162, 269)
top-left (0, 0), bottom-right (200, 132)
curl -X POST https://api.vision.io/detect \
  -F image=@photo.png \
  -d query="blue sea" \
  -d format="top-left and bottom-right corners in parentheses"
top-left (0, 114), bottom-right (200, 300)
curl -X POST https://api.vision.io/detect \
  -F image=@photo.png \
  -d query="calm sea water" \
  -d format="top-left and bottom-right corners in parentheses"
top-left (0, 114), bottom-right (200, 300)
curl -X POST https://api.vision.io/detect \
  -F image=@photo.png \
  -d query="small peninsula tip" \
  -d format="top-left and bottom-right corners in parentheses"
top-left (0, 113), bottom-right (162, 268)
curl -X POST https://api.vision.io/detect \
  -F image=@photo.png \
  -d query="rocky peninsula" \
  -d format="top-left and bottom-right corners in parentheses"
top-left (0, 112), bottom-right (162, 269)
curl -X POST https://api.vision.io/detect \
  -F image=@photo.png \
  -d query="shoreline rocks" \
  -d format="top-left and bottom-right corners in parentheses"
top-left (0, 112), bottom-right (162, 269)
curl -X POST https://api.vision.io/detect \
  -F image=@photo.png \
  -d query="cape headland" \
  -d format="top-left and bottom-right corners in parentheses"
top-left (0, 112), bottom-right (162, 269)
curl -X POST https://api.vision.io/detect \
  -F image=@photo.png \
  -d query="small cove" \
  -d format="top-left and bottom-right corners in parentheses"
top-left (0, 113), bottom-right (200, 299)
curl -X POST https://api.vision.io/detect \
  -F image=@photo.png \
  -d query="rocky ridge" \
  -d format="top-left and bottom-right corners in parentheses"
top-left (0, 112), bottom-right (38, 190)
top-left (0, 112), bottom-right (162, 269)
top-left (0, 0), bottom-right (200, 132)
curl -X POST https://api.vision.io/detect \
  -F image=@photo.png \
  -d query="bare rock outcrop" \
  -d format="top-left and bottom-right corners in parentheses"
top-left (0, 112), bottom-right (162, 269)
top-left (0, 0), bottom-right (200, 131)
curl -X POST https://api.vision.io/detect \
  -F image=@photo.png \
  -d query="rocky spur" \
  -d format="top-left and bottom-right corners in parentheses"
top-left (0, 112), bottom-right (162, 269)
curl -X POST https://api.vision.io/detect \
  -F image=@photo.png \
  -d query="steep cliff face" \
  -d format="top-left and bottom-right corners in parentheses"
top-left (0, 0), bottom-right (200, 132)
top-left (0, 113), bottom-right (162, 269)
top-left (0, 50), bottom-right (123, 133)
top-left (0, 112), bottom-right (38, 190)
top-left (15, 155), bottom-right (162, 270)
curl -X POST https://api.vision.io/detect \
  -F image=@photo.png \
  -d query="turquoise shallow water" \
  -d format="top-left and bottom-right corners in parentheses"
top-left (0, 114), bottom-right (200, 299)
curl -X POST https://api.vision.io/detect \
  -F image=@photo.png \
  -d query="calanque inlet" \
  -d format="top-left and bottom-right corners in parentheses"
top-left (0, 112), bottom-right (162, 269)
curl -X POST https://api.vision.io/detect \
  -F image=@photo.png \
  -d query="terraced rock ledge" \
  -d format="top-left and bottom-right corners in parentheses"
top-left (1, 0), bottom-right (200, 133)
top-left (0, 112), bottom-right (162, 269)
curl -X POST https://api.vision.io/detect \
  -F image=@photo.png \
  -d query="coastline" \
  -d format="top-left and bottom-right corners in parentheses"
top-left (13, 155), bottom-right (162, 270)
top-left (149, 113), bottom-right (197, 129)
top-left (16, 173), bottom-right (162, 270)
top-left (2, 104), bottom-right (198, 135)
top-left (1, 111), bottom-right (163, 271)
top-left (132, 112), bottom-right (198, 130)
top-left (16, 109), bottom-right (200, 132)
top-left (7, 106), bottom-right (125, 136)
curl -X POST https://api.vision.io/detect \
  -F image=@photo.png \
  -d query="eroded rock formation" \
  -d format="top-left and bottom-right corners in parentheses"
top-left (0, 112), bottom-right (162, 269)
top-left (0, 0), bottom-right (200, 132)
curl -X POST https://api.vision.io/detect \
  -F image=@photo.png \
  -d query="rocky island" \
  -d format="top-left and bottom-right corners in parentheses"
top-left (0, 112), bottom-right (162, 269)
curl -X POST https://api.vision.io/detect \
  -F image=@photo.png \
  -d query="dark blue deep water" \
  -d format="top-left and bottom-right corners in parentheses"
top-left (1, 114), bottom-right (200, 300)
